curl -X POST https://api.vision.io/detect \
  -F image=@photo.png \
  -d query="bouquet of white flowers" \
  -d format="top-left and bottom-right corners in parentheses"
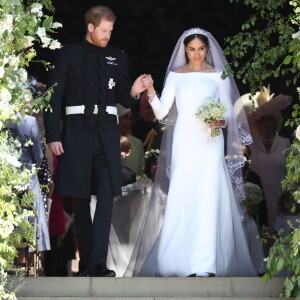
top-left (195, 100), bottom-right (227, 137)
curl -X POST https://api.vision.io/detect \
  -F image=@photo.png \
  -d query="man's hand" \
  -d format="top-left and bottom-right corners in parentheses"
top-left (131, 74), bottom-right (149, 97)
top-left (48, 141), bottom-right (64, 156)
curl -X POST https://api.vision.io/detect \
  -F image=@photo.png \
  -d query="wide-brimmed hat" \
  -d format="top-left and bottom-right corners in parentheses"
top-left (239, 85), bottom-right (292, 128)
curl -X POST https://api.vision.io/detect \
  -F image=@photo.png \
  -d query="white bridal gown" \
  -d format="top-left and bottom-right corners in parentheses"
top-left (150, 71), bottom-right (257, 277)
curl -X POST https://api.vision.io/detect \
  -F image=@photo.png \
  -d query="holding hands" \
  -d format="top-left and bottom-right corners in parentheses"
top-left (143, 74), bottom-right (156, 102)
top-left (131, 74), bottom-right (155, 98)
top-left (131, 74), bottom-right (155, 101)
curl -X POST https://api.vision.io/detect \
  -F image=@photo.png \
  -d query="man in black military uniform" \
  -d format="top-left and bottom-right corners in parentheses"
top-left (44, 5), bottom-right (147, 277)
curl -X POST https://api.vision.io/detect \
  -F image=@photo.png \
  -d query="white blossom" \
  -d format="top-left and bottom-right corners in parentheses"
top-left (7, 77), bottom-right (16, 89)
top-left (23, 36), bottom-right (35, 48)
top-left (0, 22), bottom-right (4, 37)
top-left (24, 89), bottom-right (33, 102)
top-left (24, 138), bottom-right (33, 147)
top-left (0, 219), bottom-right (14, 239)
top-left (0, 66), bottom-right (5, 78)
top-left (0, 87), bottom-right (12, 102)
top-left (51, 22), bottom-right (63, 29)
top-left (30, 3), bottom-right (43, 17)
top-left (13, 139), bottom-right (21, 148)
top-left (8, 55), bottom-right (20, 68)
top-left (144, 149), bottom-right (160, 160)
top-left (17, 68), bottom-right (28, 82)
top-left (0, 100), bottom-right (11, 113)
top-left (0, 152), bottom-right (21, 168)
top-left (41, 36), bottom-right (51, 48)
top-left (49, 39), bottom-right (61, 50)
top-left (296, 125), bottom-right (300, 141)
top-left (292, 31), bottom-right (300, 39)
top-left (0, 15), bottom-right (14, 35)
top-left (2, 57), bottom-right (9, 65)
top-left (36, 27), bottom-right (46, 39)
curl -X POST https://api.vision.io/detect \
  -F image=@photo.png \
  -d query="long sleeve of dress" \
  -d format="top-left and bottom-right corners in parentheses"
top-left (217, 76), bottom-right (234, 125)
top-left (150, 72), bottom-right (176, 120)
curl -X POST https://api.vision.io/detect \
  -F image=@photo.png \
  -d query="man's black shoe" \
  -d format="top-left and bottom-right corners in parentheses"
top-left (94, 265), bottom-right (116, 277)
top-left (76, 269), bottom-right (89, 277)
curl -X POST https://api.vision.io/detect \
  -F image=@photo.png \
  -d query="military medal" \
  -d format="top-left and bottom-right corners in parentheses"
top-left (105, 56), bottom-right (117, 65)
top-left (108, 78), bottom-right (116, 89)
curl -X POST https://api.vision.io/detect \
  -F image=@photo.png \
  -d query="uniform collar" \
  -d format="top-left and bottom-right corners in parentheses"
top-left (81, 39), bottom-right (107, 53)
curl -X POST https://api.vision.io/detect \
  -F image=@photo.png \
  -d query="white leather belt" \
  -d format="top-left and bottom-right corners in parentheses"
top-left (65, 105), bottom-right (118, 123)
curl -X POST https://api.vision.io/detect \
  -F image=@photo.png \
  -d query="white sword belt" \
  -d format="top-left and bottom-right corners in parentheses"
top-left (65, 105), bottom-right (119, 124)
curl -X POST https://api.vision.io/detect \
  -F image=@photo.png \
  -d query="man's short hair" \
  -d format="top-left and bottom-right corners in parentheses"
top-left (84, 5), bottom-right (116, 27)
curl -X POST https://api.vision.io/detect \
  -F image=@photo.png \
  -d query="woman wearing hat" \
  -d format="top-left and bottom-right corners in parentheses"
top-left (243, 87), bottom-right (291, 228)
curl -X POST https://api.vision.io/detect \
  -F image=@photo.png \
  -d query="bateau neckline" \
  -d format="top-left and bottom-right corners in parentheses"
top-left (170, 70), bottom-right (220, 74)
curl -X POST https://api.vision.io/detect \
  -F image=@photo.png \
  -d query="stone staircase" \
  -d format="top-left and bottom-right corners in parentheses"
top-left (16, 277), bottom-right (283, 299)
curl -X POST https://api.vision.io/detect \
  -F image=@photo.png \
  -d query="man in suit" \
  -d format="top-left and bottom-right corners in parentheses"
top-left (44, 5), bottom-right (146, 277)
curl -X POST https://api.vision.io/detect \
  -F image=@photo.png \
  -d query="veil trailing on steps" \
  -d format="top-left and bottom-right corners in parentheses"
top-left (108, 28), bottom-right (253, 277)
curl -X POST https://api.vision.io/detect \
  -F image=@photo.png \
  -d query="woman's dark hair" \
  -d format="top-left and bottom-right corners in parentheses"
top-left (183, 34), bottom-right (209, 63)
top-left (144, 156), bottom-right (157, 180)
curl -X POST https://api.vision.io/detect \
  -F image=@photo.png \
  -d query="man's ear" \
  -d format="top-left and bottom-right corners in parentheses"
top-left (87, 23), bottom-right (94, 33)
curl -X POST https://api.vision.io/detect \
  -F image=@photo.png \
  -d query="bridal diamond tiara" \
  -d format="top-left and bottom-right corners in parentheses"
top-left (183, 28), bottom-right (207, 39)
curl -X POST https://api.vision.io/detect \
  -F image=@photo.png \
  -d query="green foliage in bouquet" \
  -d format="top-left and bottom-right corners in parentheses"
top-left (195, 101), bottom-right (227, 137)
top-left (0, 0), bottom-right (61, 298)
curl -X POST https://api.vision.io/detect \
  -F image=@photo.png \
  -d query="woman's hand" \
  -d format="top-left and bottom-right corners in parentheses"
top-left (209, 120), bottom-right (226, 130)
top-left (143, 74), bottom-right (156, 101)
top-left (143, 74), bottom-right (154, 88)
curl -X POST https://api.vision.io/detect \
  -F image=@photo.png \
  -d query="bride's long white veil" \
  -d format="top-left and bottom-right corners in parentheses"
top-left (120, 28), bottom-right (253, 277)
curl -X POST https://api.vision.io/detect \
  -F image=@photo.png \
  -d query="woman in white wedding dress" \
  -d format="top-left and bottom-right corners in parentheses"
top-left (125, 28), bottom-right (257, 277)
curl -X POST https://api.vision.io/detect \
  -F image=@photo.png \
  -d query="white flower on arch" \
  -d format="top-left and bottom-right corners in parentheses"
top-left (296, 125), bottom-right (300, 141)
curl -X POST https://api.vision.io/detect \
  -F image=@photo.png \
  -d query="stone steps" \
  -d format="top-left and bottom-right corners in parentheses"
top-left (18, 297), bottom-right (280, 300)
top-left (16, 277), bottom-right (283, 299)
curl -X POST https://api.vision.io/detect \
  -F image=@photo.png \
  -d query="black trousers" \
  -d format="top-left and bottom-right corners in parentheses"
top-left (73, 131), bottom-right (113, 274)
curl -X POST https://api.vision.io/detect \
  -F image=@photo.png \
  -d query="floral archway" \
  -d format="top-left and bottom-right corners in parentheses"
top-left (0, 0), bottom-right (61, 298)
